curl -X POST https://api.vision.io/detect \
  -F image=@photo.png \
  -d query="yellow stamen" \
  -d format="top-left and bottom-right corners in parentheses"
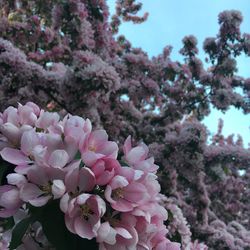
top-left (88, 145), bottom-right (97, 152)
top-left (113, 188), bottom-right (124, 199)
top-left (40, 184), bottom-right (51, 194)
top-left (80, 204), bottom-right (93, 220)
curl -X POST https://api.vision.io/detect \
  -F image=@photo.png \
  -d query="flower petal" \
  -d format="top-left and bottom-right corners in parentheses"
top-left (74, 216), bottom-right (96, 240)
top-left (52, 179), bottom-right (65, 199)
top-left (97, 222), bottom-right (116, 245)
top-left (0, 148), bottom-right (31, 165)
top-left (48, 150), bottom-right (69, 168)
top-left (29, 195), bottom-right (51, 207)
top-left (20, 183), bottom-right (44, 202)
top-left (21, 129), bottom-right (39, 156)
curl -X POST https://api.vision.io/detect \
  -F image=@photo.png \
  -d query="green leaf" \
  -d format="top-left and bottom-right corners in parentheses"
top-left (37, 201), bottom-right (77, 250)
top-left (9, 216), bottom-right (34, 250)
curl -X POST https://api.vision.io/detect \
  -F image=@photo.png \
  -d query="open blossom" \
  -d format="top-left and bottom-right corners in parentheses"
top-left (132, 215), bottom-right (181, 250)
top-left (91, 158), bottom-right (121, 186)
top-left (80, 129), bottom-right (118, 166)
top-left (0, 129), bottom-right (41, 173)
top-left (105, 170), bottom-right (149, 212)
top-left (64, 194), bottom-right (106, 239)
top-left (60, 166), bottom-right (96, 213)
top-left (17, 103), bottom-right (39, 126)
top-left (131, 201), bottom-right (168, 224)
top-left (19, 165), bottom-right (65, 207)
top-left (98, 214), bottom-right (138, 250)
top-left (64, 166), bottom-right (96, 194)
top-left (123, 136), bottom-right (158, 173)
top-left (36, 110), bottom-right (60, 130)
top-left (0, 103), bottom-right (40, 145)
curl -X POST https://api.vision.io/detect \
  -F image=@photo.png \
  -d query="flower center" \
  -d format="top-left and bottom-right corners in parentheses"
top-left (88, 144), bottom-right (96, 152)
top-left (40, 184), bottom-right (51, 194)
top-left (80, 204), bottom-right (93, 220)
top-left (113, 187), bottom-right (124, 199)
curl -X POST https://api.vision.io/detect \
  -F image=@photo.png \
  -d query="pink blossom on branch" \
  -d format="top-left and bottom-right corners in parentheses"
top-left (0, 102), bottom-right (180, 250)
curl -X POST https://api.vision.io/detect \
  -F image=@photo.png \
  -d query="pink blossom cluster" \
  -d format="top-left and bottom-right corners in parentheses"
top-left (0, 102), bottom-right (180, 250)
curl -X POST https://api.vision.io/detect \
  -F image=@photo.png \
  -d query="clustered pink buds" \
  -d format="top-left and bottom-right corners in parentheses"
top-left (0, 102), bottom-right (180, 250)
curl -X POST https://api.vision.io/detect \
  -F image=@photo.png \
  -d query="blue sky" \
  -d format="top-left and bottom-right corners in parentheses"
top-left (107, 0), bottom-right (250, 146)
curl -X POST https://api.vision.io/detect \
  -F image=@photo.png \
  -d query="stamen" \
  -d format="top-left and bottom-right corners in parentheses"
top-left (40, 184), bottom-right (51, 194)
top-left (88, 145), bottom-right (96, 152)
top-left (113, 187), bottom-right (124, 199)
top-left (80, 204), bottom-right (93, 220)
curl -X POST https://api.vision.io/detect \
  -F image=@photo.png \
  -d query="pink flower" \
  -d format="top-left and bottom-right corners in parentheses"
top-left (24, 102), bottom-right (40, 116)
top-left (123, 136), bottom-right (148, 164)
top-left (65, 167), bottom-right (96, 194)
top-left (0, 128), bottom-right (41, 164)
top-left (98, 214), bottom-right (138, 250)
top-left (1, 102), bottom-right (39, 128)
top-left (105, 172), bottom-right (148, 212)
top-left (138, 172), bottom-right (161, 199)
top-left (1, 106), bottom-right (19, 126)
top-left (0, 123), bottom-right (21, 145)
top-left (20, 165), bottom-right (65, 207)
top-left (60, 166), bottom-right (96, 213)
top-left (91, 158), bottom-right (121, 186)
top-left (40, 133), bottom-right (77, 165)
top-left (0, 102), bottom-right (40, 147)
top-left (64, 194), bottom-right (106, 239)
top-left (36, 110), bottom-right (60, 130)
top-left (17, 103), bottom-right (38, 126)
top-left (130, 215), bottom-right (180, 250)
top-left (131, 201), bottom-right (167, 224)
top-left (96, 222), bottom-right (118, 245)
top-left (0, 185), bottom-right (23, 217)
top-left (0, 129), bottom-right (42, 173)
top-left (123, 136), bottom-right (158, 173)
top-left (63, 115), bottom-right (92, 145)
top-left (151, 226), bottom-right (181, 250)
top-left (80, 129), bottom-right (118, 166)
top-left (98, 223), bottom-right (136, 249)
